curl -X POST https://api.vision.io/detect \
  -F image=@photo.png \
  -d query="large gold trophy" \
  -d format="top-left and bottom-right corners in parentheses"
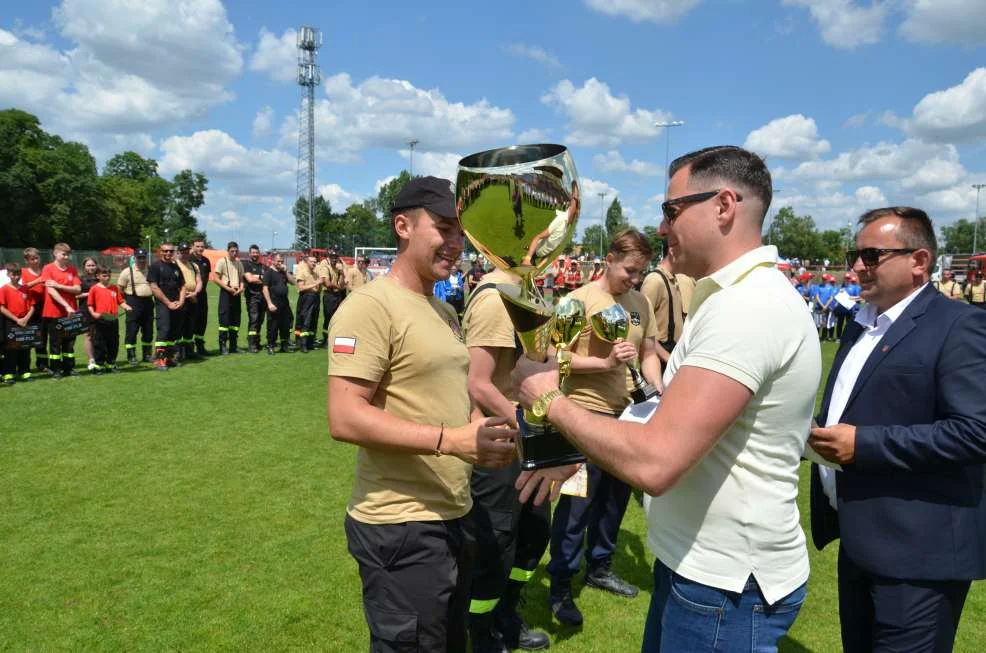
top-left (457, 144), bottom-right (586, 469)
top-left (590, 304), bottom-right (661, 405)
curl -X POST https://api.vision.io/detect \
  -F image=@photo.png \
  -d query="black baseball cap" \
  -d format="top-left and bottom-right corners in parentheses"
top-left (135, 248), bottom-right (148, 257)
top-left (391, 176), bottom-right (456, 219)
top-left (178, 243), bottom-right (190, 250)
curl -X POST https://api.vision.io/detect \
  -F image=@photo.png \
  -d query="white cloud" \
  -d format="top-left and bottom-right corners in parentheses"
top-left (898, 157), bottom-right (966, 192)
top-left (517, 128), bottom-right (552, 143)
top-left (319, 183), bottom-right (362, 211)
top-left (782, 0), bottom-right (888, 49)
top-left (593, 150), bottom-right (663, 176)
top-left (904, 68), bottom-right (986, 144)
top-left (583, 0), bottom-right (703, 24)
top-left (853, 185), bottom-right (888, 205)
top-left (252, 106), bottom-right (275, 140)
top-left (744, 114), bottom-right (831, 160)
top-left (777, 139), bottom-right (961, 187)
top-left (0, 1), bottom-right (243, 133)
top-left (844, 112), bottom-right (870, 128)
top-left (916, 184), bottom-right (979, 213)
top-left (159, 129), bottom-right (296, 195)
top-left (580, 178), bottom-right (620, 223)
top-left (200, 209), bottom-right (248, 233)
top-left (503, 43), bottom-right (561, 68)
top-left (279, 73), bottom-right (515, 161)
top-left (399, 150), bottom-right (463, 182)
top-left (375, 176), bottom-right (398, 193)
top-left (541, 78), bottom-right (672, 147)
top-left (898, 0), bottom-right (986, 46)
top-left (772, 185), bottom-right (890, 230)
top-left (248, 28), bottom-right (297, 83)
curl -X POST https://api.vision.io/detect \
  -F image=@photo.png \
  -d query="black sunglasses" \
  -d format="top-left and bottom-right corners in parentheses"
top-left (845, 248), bottom-right (915, 268)
top-left (662, 189), bottom-right (743, 223)
top-left (160, 249), bottom-right (176, 253)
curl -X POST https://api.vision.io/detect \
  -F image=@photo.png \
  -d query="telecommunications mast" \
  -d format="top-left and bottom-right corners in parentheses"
top-left (296, 25), bottom-right (322, 250)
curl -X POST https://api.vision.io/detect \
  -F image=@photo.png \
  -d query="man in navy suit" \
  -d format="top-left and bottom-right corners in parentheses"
top-left (809, 206), bottom-right (986, 653)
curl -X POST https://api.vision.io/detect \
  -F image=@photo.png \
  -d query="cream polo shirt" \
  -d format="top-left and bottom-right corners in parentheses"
top-left (644, 245), bottom-right (821, 605)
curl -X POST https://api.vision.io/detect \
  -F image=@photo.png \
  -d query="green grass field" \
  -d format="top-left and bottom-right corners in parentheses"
top-left (2, 286), bottom-right (984, 651)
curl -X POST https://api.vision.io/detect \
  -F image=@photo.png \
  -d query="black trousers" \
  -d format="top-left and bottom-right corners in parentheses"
top-left (191, 291), bottom-right (208, 343)
top-left (320, 290), bottom-right (344, 337)
top-left (294, 292), bottom-right (319, 339)
top-left (155, 301), bottom-right (185, 351)
top-left (92, 319), bottom-right (120, 367)
top-left (28, 311), bottom-right (47, 369)
top-left (179, 297), bottom-right (197, 347)
top-left (345, 513), bottom-right (475, 653)
top-left (218, 290), bottom-right (241, 330)
top-left (470, 459), bottom-right (551, 610)
top-left (266, 298), bottom-right (293, 346)
top-left (45, 317), bottom-right (76, 373)
top-left (838, 546), bottom-right (970, 653)
top-left (1, 316), bottom-right (31, 380)
top-left (246, 291), bottom-right (265, 339)
top-left (547, 460), bottom-right (631, 586)
top-left (124, 295), bottom-right (154, 351)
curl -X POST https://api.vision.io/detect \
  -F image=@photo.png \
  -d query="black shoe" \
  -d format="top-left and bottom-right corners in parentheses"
top-left (51, 371), bottom-right (64, 380)
top-left (497, 611), bottom-right (550, 650)
top-left (548, 590), bottom-right (583, 626)
top-left (299, 340), bottom-right (309, 353)
top-left (280, 343), bottom-right (290, 353)
top-left (584, 566), bottom-right (638, 598)
top-left (267, 346), bottom-right (275, 355)
top-left (64, 369), bottom-right (80, 378)
top-left (195, 342), bottom-right (211, 357)
top-left (220, 342), bottom-right (229, 356)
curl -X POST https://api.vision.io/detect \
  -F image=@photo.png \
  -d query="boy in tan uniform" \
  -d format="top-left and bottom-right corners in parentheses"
top-left (328, 176), bottom-right (517, 653)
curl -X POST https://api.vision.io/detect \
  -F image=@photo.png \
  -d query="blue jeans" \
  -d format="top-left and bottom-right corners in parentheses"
top-left (641, 559), bottom-right (806, 653)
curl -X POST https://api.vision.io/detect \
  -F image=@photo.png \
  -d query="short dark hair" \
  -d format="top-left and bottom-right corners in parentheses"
top-left (668, 145), bottom-right (773, 225)
top-left (608, 228), bottom-right (653, 261)
top-left (249, 244), bottom-right (260, 251)
top-left (227, 241), bottom-right (239, 251)
top-left (96, 265), bottom-right (111, 275)
top-left (5, 262), bottom-right (20, 275)
top-left (858, 206), bottom-right (938, 266)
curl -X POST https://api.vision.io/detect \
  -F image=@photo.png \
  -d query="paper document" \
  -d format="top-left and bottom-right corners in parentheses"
top-left (802, 441), bottom-right (843, 470)
top-left (834, 290), bottom-right (856, 311)
top-left (559, 464), bottom-right (588, 498)
top-left (619, 396), bottom-right (660, 424)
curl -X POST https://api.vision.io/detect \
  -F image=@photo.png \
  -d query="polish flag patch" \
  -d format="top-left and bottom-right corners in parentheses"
top-left (332, 336), bottom-right (357, 354)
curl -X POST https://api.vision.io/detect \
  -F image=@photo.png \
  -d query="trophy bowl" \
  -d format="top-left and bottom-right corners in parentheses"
top-left (590, 304), bottom-right (660, 405)
top-left (457, 144), bottom-right (586, 469)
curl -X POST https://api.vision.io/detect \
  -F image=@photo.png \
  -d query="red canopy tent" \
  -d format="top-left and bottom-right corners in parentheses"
top-left (101, 246), bottom-right (135, 256)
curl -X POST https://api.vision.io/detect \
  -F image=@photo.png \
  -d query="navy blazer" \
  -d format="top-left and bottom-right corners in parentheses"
top-left (810, 284), bottom-right (986, 581)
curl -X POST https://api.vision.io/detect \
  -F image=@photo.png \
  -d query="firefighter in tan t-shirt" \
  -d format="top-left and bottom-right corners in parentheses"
top-left (327, 176), bottom-right (516, 652)
top-left (640, 255), bottom-right (684, 370)
top-left (545, 229), bottom-right (661, 627)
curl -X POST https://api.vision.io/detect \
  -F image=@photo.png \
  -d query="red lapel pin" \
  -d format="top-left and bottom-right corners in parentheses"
top-left (881, 345), bottom-right (889, 353)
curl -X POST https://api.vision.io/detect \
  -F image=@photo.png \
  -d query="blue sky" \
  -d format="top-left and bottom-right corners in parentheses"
top-left (2, 0), bottom-right (984, 250)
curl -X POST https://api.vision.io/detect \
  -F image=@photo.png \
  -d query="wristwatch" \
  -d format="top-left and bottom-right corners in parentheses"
top-left (531, 389), bottom-right (563, 419)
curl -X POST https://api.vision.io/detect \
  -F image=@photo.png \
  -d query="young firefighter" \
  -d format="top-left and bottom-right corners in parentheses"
top-left (0, 264), bottom-right (35, 384)
top-left (175, 243), bottom-right (202, 361)
top-left (262, 253), bottom-right (295, 354)
top-left (213, 241), bottom-right (245, 354)
top-left (188, 239), bottom-right (212, 356)
top-left (20, 248), bottom-right (48, 372)
top-left (87, 266), bottom-right (132, 373)
top-left (242, 244), bottom-right (268, 353)
top-left (41, 243), bottom-right (82, 379)
top-left (147, 242), bottom-right (187, 371)
top-left (117, 248), bottom-right (155, 365)
top-left (293, 254), bottom-right (320, 353)
top-left (316, 250), bottom-right (346, 346)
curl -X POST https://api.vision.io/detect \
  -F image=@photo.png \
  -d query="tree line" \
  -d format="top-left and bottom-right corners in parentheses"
top-left (0, 109), bottom-right (208, 249)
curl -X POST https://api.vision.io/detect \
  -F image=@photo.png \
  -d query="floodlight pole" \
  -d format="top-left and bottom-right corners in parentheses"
top-left (408, 139), bottom-right (420, 176)
top-left (973, 184), bottom-right (985, 255)
top-left (654, 120), bottom-right (686, 197)
top-left (598, 191), bottom-right (607, 255)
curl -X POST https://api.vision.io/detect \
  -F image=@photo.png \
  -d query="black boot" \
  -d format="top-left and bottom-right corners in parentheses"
top-left (142, 345), bottom-right (153, 363)
top-left (195, 338), bottom-right (210, 357)
top-left (219, 332), bottom-right (229, 356)
top-left (470, 613), bottom-right (509, 653)
top-left (229, 333), bottom-right (239, 354)
top-left (127, 348), bottom-right (138, 367)
top-left (299, 335), bottom-right (309, 354)
top-left (496, 581), bottom-right (550, 650)
top-left (280, 341), bottom-right (290, 353)
top-left (166, 345), bottom-right (180, 367)
top-left (174, 342), bottom-right (185, 363)
top-left (185, 342), bottom-right (201, 360)
top-left (267, 344), bottom-right (276, 355)
top-left (248, 334), bottom-right (259, 353)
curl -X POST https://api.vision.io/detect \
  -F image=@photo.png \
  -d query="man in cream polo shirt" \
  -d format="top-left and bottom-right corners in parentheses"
top-left (512, 146), bottom-right (820, 653)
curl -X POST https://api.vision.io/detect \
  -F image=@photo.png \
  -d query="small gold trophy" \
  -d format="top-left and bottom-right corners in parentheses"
top-left (457, 144), bottom-right (586, 469)
top-left (589, 304), bottom-right (660, 405)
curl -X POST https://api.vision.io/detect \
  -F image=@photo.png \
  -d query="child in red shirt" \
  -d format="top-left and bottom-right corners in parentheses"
top-left (40, 242), bottom-right (82, 379)
top-left (0, 264), bottom-right (36, 384)
top-left (87, 266), bottom-right (132, 373)
top-left (20, 247), bottom-right (48, 372)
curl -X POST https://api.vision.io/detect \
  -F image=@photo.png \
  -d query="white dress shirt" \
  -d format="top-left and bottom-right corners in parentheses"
top-left (819, 284), bottom-right (929, 509)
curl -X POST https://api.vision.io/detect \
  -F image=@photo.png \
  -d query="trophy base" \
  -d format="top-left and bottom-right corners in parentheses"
top-left (516, 405), bottom-right (586, 470)
top-left (630, 382), bottom-right (660, 405)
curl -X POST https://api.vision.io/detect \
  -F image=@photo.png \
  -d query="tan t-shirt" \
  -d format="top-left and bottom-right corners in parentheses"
top-left (296, 263), bottom-right (318, 293)
top-left (346, 266), bottom-right (369, 290)
top-left (316, 260), bottom-right (345, 290)
top-left (567, 282), bottom-right (658, 414)
top-left (676, 273), bottom-right (696, 315)
top-left (462, 269), bottom-right (518, 405)
top-left (176, 259), bottom-right (199, 292)
top-left (117, 266), bottom-right (153, 297)
top-left (934, 279), bottom-right (963, 300)
top-left (328, 276), bottom-right (473, 524)
top-left (640, 269), bottom-right (684, 345)
top-left (214, 256), bottom-right (243, 290)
